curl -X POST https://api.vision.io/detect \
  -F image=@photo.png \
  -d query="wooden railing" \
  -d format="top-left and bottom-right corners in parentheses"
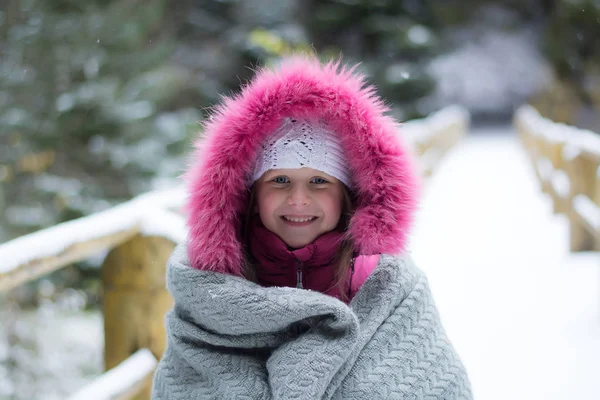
top-left (0, 188), bottom-right (186, 400)
top-left (0, 105), bottom-right (469, 399)
top-left (403, 105), bottom-right (470, 177)
top-left (514, 104), bottom-right (600, 252)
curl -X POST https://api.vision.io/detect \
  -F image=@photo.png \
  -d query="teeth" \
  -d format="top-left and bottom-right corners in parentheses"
top-left (283, 216), bottom-right (315, 223)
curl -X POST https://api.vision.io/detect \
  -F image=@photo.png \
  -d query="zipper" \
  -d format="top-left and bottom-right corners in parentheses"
top-left (348, 257), bottom-right (356, 297)
top-left (296, 259), bottom-right (304, 289)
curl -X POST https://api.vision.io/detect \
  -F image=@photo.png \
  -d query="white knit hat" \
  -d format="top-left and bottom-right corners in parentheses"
top-left (249, 118), bottom-right (352, 187)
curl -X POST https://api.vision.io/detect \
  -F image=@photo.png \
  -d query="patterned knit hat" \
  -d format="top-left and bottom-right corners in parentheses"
top-left (250, 117), bottom-right (352, 187)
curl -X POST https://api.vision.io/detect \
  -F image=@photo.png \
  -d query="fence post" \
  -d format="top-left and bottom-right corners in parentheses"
top-left (518, 123), bottom-right (540, 180)
top-left (101, 235), bottom-right (175, 399)
top-left (537, 134), bottom-right (553, 195)
top-left (564, 151), bottom-right (597, 251)
top-left (548, 140), bottom-right (568, 214)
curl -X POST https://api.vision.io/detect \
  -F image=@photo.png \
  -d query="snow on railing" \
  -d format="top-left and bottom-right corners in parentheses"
top-left (573, 195), bottom-right (600, 235)
top-left (66, 349), bottom-right (157, 400)
top-left (0, 186), bottom-right (186, 292)
top-left (551, 170), bottom-right (571, 200)
top-left (514, 104), bottom-right (600, 251)
top-left (403, 105), bottom-right (470, 176)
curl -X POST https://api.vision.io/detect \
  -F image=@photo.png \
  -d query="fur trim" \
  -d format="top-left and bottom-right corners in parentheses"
top-left (185, 56), bottom-right (421, 275)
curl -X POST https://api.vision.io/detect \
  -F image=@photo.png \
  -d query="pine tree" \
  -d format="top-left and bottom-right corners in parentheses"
top-left (0, 0), bottom-right (202, 242)
top-left (306, 0), bottom-right (439, 120)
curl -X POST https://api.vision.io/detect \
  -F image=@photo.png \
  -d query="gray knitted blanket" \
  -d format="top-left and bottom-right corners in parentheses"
top-left (152, 246), bottom-right (472, 399)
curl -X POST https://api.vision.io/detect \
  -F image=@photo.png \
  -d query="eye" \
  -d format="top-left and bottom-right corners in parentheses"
top-left (271, 176), bottom-right (290, 184)
top-left (311, 177), bottom-right (329, 185)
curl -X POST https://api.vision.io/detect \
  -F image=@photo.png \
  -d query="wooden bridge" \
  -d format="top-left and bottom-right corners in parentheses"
top-left (0, 105), bottom-right (598, 399)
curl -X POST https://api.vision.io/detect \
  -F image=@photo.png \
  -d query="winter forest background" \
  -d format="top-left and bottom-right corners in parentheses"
top-left (0, 0), bottom-right (599, 399)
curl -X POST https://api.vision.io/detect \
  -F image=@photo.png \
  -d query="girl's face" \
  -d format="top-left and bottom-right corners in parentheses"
top-left (255, 168), bottom-right (345, 249)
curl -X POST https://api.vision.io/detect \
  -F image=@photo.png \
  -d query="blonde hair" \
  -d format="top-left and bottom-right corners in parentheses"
top-left (241, 184), bottom-right (356, 302)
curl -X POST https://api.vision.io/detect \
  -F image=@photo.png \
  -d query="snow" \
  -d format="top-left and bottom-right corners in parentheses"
top-left (536, 157), bottom-right (553, 181)
top-left (402, 105), bottom-right (469, 173)
top-left (132, 185), bottom-right (186, 212)
top-left (0, 186), bottom-right (187, 276)
top-left (551, 170), bottom-right (570, 199)
top-left (410, 127), bottom-right (600, 400)
top-left (140, 208), bottom-right (186, 243)
top-left (65, 349), bottom-right (157, 400)
top-left (570, 129), bottom-right (600, 157)
top-left (0, 204), bottom-right (139, 274)
top-left (573, 195), bottom-right (600, 233)
top-left (403, 105), bottom-right (469, 143)
top-left (425, 105), bottom-right (470, 130)
top-left (400, 106), bottom-right (469, 177)
top-left (563, 143), bottom-right (582, 162)
top-left (0, 308), bottom-right (103, 400)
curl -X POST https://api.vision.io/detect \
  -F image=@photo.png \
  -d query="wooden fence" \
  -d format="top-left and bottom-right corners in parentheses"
top-left (514, 104), bottom-right (600, 251)
top-left (403, 105), bottom-right (470, 177)
top-left (0, 189), bottom-right (186, 400)
top-left (0, 105), bottom-right (469, 400)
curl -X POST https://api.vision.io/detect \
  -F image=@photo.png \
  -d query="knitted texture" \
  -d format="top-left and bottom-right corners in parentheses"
top-left (250, 117), bottom-right (352, 187)
top-left (152, 246), bottom-right (473, 400)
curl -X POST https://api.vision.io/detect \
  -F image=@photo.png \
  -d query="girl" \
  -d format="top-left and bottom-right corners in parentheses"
top-left (152, 56), bottom-right (472, 399)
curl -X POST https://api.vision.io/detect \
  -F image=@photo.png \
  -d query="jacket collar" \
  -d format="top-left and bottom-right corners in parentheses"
top-left (248, 218), bottom-right (346, 296)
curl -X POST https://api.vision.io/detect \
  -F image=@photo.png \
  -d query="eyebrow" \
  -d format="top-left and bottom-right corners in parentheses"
top-left (264, 170), bottom-right (335, 179)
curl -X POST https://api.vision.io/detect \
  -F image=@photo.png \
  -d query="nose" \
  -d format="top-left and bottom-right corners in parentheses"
top-left (287, 185), bottom-right (311, 207)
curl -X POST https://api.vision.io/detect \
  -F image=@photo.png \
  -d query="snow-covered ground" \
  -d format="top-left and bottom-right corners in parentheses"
top-left (0, 307), bottom-right (103, 400)
top-left (411, 126), bottom-right (600, 400)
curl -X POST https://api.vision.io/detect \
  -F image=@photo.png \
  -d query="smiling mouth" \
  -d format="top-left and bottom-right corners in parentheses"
top-left (281, 216), bottom-right (318, 223)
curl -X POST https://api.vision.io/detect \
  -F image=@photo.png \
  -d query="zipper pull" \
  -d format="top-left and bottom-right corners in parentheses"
top-left (296, 259), bottom-right (303, 289)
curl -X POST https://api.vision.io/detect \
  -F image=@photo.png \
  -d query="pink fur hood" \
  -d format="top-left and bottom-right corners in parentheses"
top-left (184, 56), bottom-right (421, 275)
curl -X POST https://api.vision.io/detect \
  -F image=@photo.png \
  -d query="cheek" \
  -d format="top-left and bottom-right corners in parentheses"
top-left (320, 191), bottom-right (343, 226)
top-left (257, 191), bottom-right (281, 216)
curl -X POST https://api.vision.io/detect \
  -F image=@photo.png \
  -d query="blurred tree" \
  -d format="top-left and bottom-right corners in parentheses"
top-left (0, 0), bottom-right (202, 242)
top-left (306, 0), bottom-right (441, 120)
top-left (536, 0), bottom-right (600, 129)
top-left (543, 0), bottom-right (599, 90)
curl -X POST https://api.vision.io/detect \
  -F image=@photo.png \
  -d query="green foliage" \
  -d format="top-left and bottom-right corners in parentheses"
top-left (543, 0), bottom-right (600, 79)
top-left (377, 63), bottom-right (436, 103)
top-left (0, 0), bottom-right (201, 241)
top-left (307, 0), bottom-right (442, 119)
